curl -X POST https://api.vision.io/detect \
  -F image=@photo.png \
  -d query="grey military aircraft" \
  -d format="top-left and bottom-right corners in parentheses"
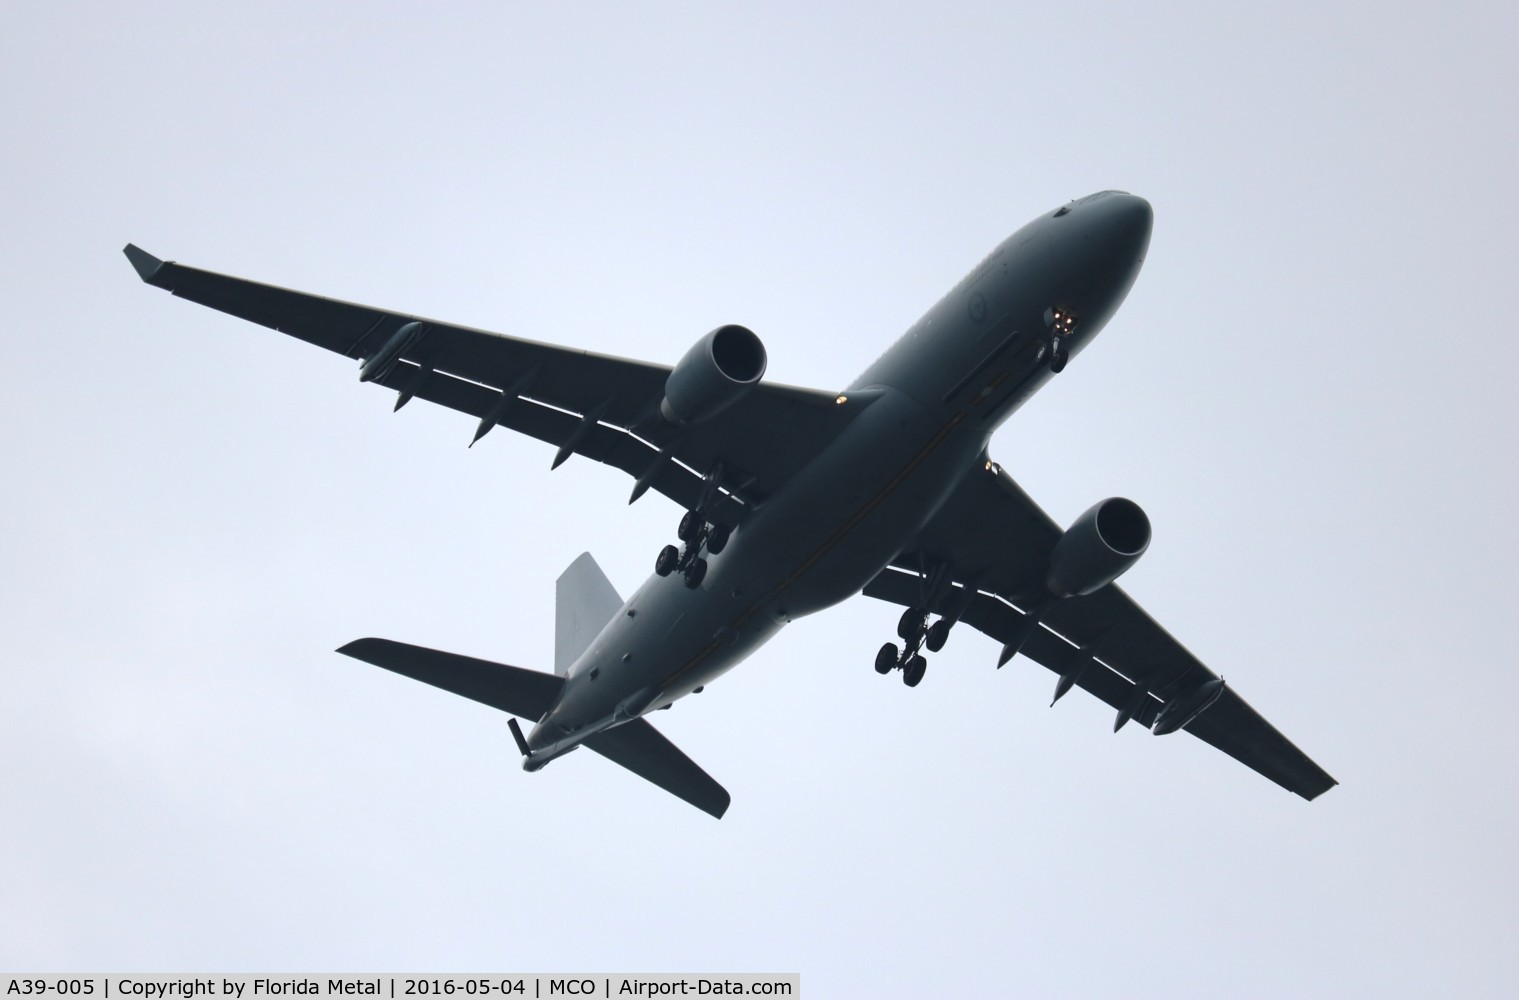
top-left (125, 191), bottom-right (1335, 818)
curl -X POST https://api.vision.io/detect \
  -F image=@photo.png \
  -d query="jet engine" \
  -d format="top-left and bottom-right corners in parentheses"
top-left (1046, 497), bottom-right (1151, 598)
top-left (660, 325), bottom-right (767, 424)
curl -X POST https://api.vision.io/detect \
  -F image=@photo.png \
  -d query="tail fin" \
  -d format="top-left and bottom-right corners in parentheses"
top-left (555, 552), bottom-right (623, 676)
top-left (337, 635), bottom-right (730, 818)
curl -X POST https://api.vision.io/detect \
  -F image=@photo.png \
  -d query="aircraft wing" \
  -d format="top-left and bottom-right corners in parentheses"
top-left (864, 460), bottom-right (1337, 801)
top-left (124, 245), bottom-right (852, 521)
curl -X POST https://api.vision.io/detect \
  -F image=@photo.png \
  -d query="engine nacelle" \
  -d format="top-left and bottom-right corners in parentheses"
top-left (1046, 497), bottom-right (1151, 598)
top-left (660, 325), bottom-right (767, 424)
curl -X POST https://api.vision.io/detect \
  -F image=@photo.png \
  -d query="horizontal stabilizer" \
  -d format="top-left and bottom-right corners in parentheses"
top-left (584, 719), bottom-right (731, 819)
top-left (338, 637), bottom-right (564, 722)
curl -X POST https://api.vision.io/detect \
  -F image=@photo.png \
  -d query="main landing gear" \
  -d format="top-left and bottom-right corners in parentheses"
top-left (654, 509), bottom-right (732, 590)
top-left (652, 465), bottom-right (734, 590)
top-left (875, 605), bottom-right (952, 687)
top-left (873, 561), bottom-right (966, 688)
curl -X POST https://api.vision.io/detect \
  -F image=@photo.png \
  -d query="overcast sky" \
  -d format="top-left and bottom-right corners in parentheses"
top-left (4, 2), bottom-right (1518, 996)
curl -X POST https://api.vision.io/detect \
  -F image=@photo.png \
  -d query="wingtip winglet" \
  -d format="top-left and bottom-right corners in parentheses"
top-left (123, 243), bottom-right (166, 284)
top-left (335, 637), bottom-right (380, 658)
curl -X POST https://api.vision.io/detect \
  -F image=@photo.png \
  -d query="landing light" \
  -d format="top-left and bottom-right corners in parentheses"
top-left (835, 394), bottom-right (848, 405)
top-left (1044, 307), bottom-right (1078, 336)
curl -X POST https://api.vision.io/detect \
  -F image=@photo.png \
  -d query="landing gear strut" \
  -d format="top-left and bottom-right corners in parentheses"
top-left (872, 561), bottom-right (971, 688)
top-left (874, 643), bottom-right (926, 686)
top-left (654, 517), bottom-right (717, 589)
top-left (876, 605), bottom-right (952, 687)
top-left (655, 466), bottom-right (733, 589)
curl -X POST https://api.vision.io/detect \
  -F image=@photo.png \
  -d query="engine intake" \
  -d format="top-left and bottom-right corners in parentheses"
top-left (1046, 497), bottom-right (1151, 598)
top-left (660, 325), bottom-right (767, 424)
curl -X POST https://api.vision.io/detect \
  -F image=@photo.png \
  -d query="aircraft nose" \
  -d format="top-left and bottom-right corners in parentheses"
top-left (1050, 192), bottom-right (1153, 331)
top-left (1093, 191), bottom-right (1153, 262)
top-left (1080, 192), bottom-right (1152, 301)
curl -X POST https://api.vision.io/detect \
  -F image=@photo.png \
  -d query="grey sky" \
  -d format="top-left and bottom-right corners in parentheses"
top-left (3, 1), bottom-right (1517, 995)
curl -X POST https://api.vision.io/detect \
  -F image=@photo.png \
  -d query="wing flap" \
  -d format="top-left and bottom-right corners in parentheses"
top-left (583, 719), bottom-right (731, 819)
top-left (865, 567), bottom-right (1336, 798)
top-left (864, 568), bottom-right (1162, 725)
top-left (865, 456), bottom-right (1337, 800)
top-left (371, 360), bottom-right (740, 520)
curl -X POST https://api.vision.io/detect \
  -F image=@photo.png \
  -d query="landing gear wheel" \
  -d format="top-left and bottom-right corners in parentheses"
top-left (683, 556), bottom-right (708, 589)
top-left (925, 619), bottom-right (951, 653)
top-left (875, 642), bottom-right (899, 675)
top-left (706, 523), bottom-right (732, 555)
top-left (903, 654), bottom-right (927, 688)
top-left (677, 510), bottom-right (702, 542)
top-left (654, 544), bottom-right (680, 577)
top-left (1049, 337), bottom-right (1067, 373)
top-left (897, 607), bottom-right (927, 642)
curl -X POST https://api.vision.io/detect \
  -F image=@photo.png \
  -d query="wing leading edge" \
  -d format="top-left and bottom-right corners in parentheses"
top-left (123, 244), bottom-right (855, 520)
top-left (866, 461), bottom-right (1336, 801)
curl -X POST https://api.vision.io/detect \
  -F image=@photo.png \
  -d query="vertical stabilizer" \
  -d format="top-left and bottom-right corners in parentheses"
top-left (555, 552), bottom-right (623, 676)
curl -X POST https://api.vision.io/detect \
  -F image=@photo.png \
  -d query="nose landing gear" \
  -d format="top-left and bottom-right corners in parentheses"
top-left (1043, 306), bottom-right (1078, 373)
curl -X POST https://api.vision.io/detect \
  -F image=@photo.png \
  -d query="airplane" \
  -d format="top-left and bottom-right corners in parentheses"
top-left (124, 191), bottom-right (1336, 818)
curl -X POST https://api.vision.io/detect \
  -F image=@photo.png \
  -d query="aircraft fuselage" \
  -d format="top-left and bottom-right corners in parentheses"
top-left (529, 192), bottom-right (1153, 754)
